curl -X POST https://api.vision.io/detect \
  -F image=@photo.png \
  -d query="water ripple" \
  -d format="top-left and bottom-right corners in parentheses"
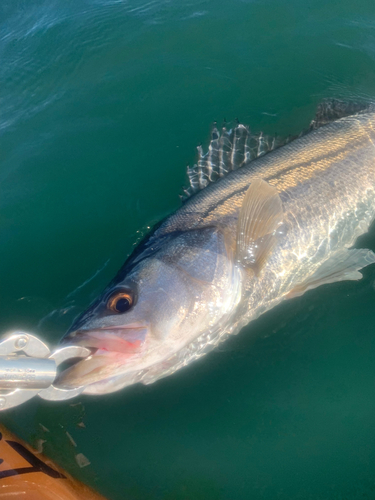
top-left (0, 0), bottom-right (211, 136)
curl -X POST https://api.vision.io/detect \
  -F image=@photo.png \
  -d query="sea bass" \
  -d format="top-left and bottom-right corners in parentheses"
top-left (59, 100), bottom-right (375, 395)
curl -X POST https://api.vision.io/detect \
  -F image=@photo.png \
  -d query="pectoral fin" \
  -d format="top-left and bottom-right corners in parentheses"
top-left (236, 178), bottom-right (283, 274)
top-left (287, 248), bottom-right (375, 299)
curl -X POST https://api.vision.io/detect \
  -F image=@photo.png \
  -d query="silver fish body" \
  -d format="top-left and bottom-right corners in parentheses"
top-left (59, 109), bottom-right (375, 395)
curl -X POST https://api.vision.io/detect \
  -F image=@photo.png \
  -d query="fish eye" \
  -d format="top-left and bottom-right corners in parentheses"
top-left (107, 291), bottom-right (133, 313)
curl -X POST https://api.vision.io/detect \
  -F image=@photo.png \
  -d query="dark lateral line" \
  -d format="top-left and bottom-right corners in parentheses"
top-left (197, 138), bottom-right (360, 222)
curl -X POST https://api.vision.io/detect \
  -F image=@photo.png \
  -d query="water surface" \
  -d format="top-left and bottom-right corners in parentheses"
top-left (2, 0), bottom-right (375, 498)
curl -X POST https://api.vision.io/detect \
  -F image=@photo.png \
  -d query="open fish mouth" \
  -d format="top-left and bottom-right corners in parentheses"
top-left (57, 325), bottom-right (148, 389)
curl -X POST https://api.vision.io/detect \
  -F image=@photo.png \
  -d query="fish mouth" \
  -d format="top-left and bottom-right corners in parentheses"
top-left (57, 324), bottom-right (148, 390)
top-left (65, 324), bottom-right (148, 353)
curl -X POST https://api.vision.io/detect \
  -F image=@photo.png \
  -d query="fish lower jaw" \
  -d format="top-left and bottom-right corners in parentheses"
top-left (81, 372), bottom-right (139, 395)
top-left (80, 345), bottom-right (189, 395)
top-left (57, 340), bottom-right (173, 394)
top-left (61, 316), bottom-right (240, 395)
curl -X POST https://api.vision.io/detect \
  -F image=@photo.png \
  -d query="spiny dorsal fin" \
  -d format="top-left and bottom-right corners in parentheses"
top-left (181, 100), bottom-right (375, 201)
top-left (181, 123), bottom-right (282, 200)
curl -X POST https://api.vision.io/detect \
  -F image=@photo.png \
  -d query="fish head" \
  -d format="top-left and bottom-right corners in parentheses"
top-left (59, 227), bottom-right (241, 394)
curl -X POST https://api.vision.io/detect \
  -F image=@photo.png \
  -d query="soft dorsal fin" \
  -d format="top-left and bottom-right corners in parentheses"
top-left (309, 98), bottom-right (374, 130)
top-left (181, 99), bottom-right (374, 201)
top-left (236, 178), bottom-right (283, 274)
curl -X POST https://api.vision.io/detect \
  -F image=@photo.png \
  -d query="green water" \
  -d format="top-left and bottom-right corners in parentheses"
top-left (2, 0), bottom-right (375, 498)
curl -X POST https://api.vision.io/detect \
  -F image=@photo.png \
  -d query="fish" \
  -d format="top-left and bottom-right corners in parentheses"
top-left (58, 99), bottom-right (375, 395)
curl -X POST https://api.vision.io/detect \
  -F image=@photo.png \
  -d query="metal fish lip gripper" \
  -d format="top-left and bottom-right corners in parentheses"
top-left (0, 332), bottom-right (91, 410)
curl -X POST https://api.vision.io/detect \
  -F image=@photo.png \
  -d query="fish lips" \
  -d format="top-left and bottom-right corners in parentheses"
top-left (57, 325), bottom-right (148, 389)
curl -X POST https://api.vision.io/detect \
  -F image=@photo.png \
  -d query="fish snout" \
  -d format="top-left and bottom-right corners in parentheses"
top-left (57, 325), bottom-right (149, 389)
